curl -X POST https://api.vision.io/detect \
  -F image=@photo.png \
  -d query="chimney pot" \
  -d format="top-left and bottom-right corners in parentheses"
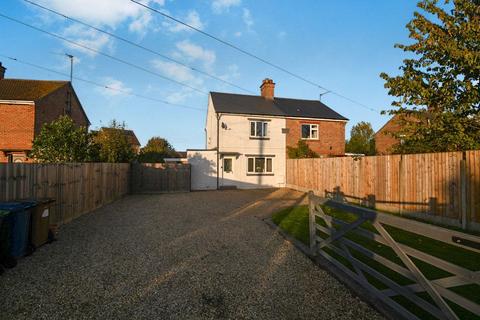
top-left (260, 78), bottom-right (275, 100)
top-left (0, 62), bottom-right (5, 80)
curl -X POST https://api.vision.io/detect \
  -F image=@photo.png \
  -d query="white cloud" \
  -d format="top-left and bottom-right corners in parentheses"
top-left (211, 0), bottom-right (241, 14)
top-left (36, 0), bottom-right (155, 28)
top-left (151, 59), bottom-right (205, 103)
top-left (98, 77), bottom-right (133, 96)
top-left (128, 11), bottom-right (152, 36)
top-left (242, 8), bottom-right (254, 30)
top-left (220, 64), bottom-right (240, 81)
top-left (175, 40), bottom-right (216, 68)
top-left (234, 31), bottom-right (242, 37)
top-left (164, 10), bottom-right (204, 32)
top-left (62, 24), bottom-right (111, 56)
top-left (165, 89), bottom-right (195, 104)
top-left (277, 31), bottom-right (287, 39)
top-left (152, 60), bottom-right (197, 83)
top-left (34, 0), bottom-right (165, 48)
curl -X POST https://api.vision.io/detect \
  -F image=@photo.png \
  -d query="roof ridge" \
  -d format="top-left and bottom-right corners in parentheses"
top-left (210, 91), bottom-right (322, 102)
top-left (0, 78), bottom-right (69, 83)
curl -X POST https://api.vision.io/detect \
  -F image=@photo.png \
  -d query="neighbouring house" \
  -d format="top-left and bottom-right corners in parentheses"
top-left (0, 62), bottom-right (90, 163)
top-left (164, 151), bottom-right (188, 164)
top-left (187, 78), bottom-right (347, 190)
top-left (375, 114), bottom-right (417, 154)
top-left (97, 128), bottom-right (141, 154)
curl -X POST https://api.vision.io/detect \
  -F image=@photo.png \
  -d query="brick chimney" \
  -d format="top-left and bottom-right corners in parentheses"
top-left (260, 78), bottom-right (275, 100)
top-left (0, 62), bottom-right (5, 80)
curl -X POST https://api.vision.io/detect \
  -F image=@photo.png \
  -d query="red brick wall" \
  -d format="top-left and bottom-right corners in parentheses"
top-left (35, 83), bottom-right (90, 135)
top-left (286, 118), bottom-right (346, 157)
top-left (0, 84), bottom-right (90, 163)
top-left (375, 116), bottom-right (402, 155)
top-left (0, 103), bottom-right (35, 150)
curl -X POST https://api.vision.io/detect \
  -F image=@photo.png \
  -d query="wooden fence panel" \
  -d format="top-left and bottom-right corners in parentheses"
top-left (287, 151), bottom-right (480, 230)
top-left (0, 163), bottom-right (130, 226)
top-left (130, 163), bottom-right (191, 194)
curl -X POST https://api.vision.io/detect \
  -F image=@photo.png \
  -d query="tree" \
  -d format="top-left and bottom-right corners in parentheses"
top-left (380, 0), bottom-right (480, 153)
top-left (138, 136), bottom-right (176, 163)
top-left (287, 140), bottom-right (319, 159)
top-left (94, 120), bottom-right (135, 163)
top-left (30, 116), bottom-right (94, 163)
top-left (345, 121), bottom-right (376, 155)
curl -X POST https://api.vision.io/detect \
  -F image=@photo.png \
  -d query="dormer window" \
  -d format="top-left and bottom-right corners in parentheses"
top-left (301, 124), bottom-right (318, 140)
top-left (250, 120), bottom-right (268, 138)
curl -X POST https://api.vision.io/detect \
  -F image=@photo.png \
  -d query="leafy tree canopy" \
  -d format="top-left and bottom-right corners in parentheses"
top-left (345, 121), bottom-right (376, 155)
top-left (138, 136), bottom-right (176, 163)
top-left (380, 0), bottom-right (480, 153)
top-left (30, 116), bottom-right (94, 163)
top-left (94, 120), bottom-right (135, 163)
top-left (287, 140), bottom-right (319, 159)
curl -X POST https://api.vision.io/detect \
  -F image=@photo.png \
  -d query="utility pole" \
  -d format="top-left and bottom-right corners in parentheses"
top-left (65, 53), bottom-right (74, 115)
top-left (65, 53), bottom-right (74, 83)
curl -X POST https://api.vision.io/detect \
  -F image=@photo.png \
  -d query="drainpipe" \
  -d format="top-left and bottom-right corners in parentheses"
top-left (216, 113), bottom-right (221, 190)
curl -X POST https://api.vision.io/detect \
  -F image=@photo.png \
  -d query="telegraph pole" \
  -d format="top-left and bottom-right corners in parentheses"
top-left (65, 53), bottom-right (74, 83)
top-left (65, 53), bottom-right (74, 114)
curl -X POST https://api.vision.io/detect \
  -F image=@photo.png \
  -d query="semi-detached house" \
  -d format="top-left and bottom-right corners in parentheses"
top-left (187, 78), bottom-right (348, 190)
top-left (0, 62), bottom-right (90, 163)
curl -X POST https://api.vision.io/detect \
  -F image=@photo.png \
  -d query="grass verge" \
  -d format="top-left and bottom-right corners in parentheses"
top-left (272, 205), bottom-right (480, 320)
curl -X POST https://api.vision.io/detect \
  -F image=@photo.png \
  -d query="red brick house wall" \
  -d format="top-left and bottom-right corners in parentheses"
top-left (286, 118), bottom-right (346, 157)
top-left (35, 83), bottom-right (89, 135)
top-left (0, 103), bottom-right (35, 162)
top-left (0, 83), bottom-right (90, 163)
top-left (375, 115), bottom-right (403, 155)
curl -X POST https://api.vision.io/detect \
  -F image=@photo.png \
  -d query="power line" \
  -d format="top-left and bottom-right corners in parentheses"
top-left (0, 12), bottom-right (208, 95)
top-left (22, 0), bottom-right (255, 95)
top-left (0, 54), bottom-right (205, 112)
top-left (130, 0), bottom-right (381, 113)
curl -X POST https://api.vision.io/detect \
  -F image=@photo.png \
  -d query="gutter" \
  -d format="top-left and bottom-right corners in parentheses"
top-left (0, 100), bottom-right (35, 105)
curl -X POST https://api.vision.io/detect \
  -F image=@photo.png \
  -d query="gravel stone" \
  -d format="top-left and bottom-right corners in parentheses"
top-left (0, 188), bottom-right (383, 319)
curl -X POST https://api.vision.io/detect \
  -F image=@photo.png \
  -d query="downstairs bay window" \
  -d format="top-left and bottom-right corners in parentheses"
top-left (247, 157), bottom-right (273, 174)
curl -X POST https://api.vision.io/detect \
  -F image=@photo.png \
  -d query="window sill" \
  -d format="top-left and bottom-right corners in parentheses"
top-left (301, 138), bottom-right (319, 140)
top-left (249, 137), bottom-right (270, 140)
top-left (246, 173), bottom-right (274, 176)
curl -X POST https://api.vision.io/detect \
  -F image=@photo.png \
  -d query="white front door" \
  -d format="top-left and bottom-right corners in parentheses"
top-left (221, 157), bottom-right (235, 186)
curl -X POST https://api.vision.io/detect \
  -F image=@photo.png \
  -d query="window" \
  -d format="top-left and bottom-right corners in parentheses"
top-left (223, 158), bottom-right (233, 172)
top-left (250, 121), bottom-right (268, 138)
top-left (247, 157), bottom-right (273, 174)
top-left (301, 124), bottom-right (319, 139)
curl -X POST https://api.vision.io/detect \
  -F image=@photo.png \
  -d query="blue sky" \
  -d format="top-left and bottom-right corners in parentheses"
top-left (0, 0), bottom-right (420, 150)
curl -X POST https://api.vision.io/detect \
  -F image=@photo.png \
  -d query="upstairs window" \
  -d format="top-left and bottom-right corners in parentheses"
top-left (301, 124), bottom-right (318, 140)
top-left (250, 121), bottom-right (268, 138)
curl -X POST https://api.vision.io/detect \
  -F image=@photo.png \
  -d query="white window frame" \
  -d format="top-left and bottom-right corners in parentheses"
top-left (301, 124), bottom-right (319, 140)
top-left (247, 157), bottom-right (273, 174)
top-left (250, 120), bottom-right (268, 138)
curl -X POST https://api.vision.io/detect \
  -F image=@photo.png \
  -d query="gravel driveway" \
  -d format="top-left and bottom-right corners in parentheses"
top-left (0, 189), bottom-right (382, 319)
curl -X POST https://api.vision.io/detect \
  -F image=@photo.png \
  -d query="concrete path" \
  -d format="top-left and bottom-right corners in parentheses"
top-left (0, 189), bottom-right (382, 319)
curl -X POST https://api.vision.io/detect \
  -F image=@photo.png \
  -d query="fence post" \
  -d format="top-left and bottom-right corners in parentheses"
top-left (460, 158), bottom-right (467, 230)
top-left (308, 191), bottom-right (317, 255)
top-left (399, 154), bottom-right (404, 215)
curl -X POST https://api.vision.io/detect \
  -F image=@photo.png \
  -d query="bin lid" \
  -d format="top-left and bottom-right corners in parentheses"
top-left (25, 198), bottom-right (55, 204)
top-left (0, 201), bottom-right (37, 212)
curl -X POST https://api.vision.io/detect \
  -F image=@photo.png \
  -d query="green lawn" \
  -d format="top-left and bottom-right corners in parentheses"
top-left (272, 205), bottom-right (480, 320)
